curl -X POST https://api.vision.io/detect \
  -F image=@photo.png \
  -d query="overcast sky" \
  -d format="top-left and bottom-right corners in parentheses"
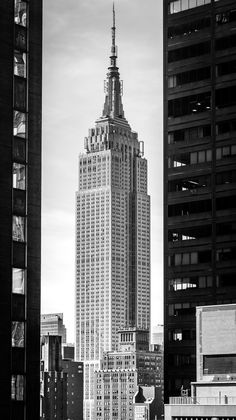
top-left (42, 0), bottom-right (163, 342)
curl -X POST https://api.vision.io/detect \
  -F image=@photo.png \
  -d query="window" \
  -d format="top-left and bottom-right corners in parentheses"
top-left (14, 51), bottom-right (27, 77)
top-left (13, 163), bottom-right (26, 190)
top-left (13, 137), bottom-right (26, 162)
top-left (14, 0), bottom-right (27, 27)
top-left (13, 111), bottom-right (26, 137)
top-left (12, 322), bottom-right (24, 347)
top-left (12, 215), bottom-right (25, 242)
top-left (216, 85), bottom-right (236, 109)
top-left (216, 170), bottom-right (236, 185)
top-left (168, 199), bottom-right (212, 217)
top-left (15, 25), bottom-right (27, 51)
top-left (168, 125), bottom-right (210, 144)
top-left (168, 92), bottom-right (211, 117)
top-left (168, 42), bottom-right (210, 63)
top-left (14, 77), bottom-right (26, 111)
top-left (168, 67), bottom-right (210, 88)
top-left (168, 175), bottom-right (211, 193)
top-left (169, 0), bottom-right (210, 14)
top-left (13, 189), bottom-right (26, 215)
top-left (168, 17), bottom-right (210, 39)
top-left (12, 268), bottom-right (25, 294)
top-left (217, 273), bottom-right (236, 288)
top-left (204, 355), bottom-right (236, 374)
top-left (11, 375), bottom-right (24, 400)
top-left (216, 9), bottom-right (236, 26)
top-left (216, 144), bottom-right (236, 160)
top-left (169, 276), bottom-right (212, 291)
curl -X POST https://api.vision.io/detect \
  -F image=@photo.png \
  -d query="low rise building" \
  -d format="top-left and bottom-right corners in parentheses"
top-left (165, 304), bottom-right (236, 420)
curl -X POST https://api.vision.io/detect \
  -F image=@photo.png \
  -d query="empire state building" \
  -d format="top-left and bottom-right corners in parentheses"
top-left (75, 7), bottom-right (150, 419)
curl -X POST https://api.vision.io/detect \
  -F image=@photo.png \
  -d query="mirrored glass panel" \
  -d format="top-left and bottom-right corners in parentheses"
top-left (13, 163), bottom-right (26, 190)
top-left (11, 375), bottom-right (24, 400)
top-left (13, 189), bottom-right (26, 215)
top-left (13, 137), bottom-right (26, 162)
top-left (14, 77), bottom-right (26, 111)
top-left (12, 215), bottom-right (25, 242)
top-left (14, 1), bottom-right (27, 27)
top-left (15, 25), bottom-right (27, 51)
top-left (12, 268), bottom-right (25, 294)
top-left (14, 51), bottom-right (26, 77)
top-left (13, 111), bottom-right (26, 138)
top-left (12, 322), bottom-right (24, 347)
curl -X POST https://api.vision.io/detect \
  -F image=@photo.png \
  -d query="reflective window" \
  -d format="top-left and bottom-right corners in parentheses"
top-left (204, 355), bottom-right (236, 374)
top-left (15, 25), bottom-right (27, 51)
top-left (13, 163), bottom-right (26, 190)
top-left (216, 144), bottom-right (236, 160)
top-left (12, 322), bottom-right (24, 347)
top-left (13, 111), bottom-right (26, 137)
top-left (168, 17), bottom-right (211, 39)
top-left (13, 137), bottom-right (26, 162)
top-left (12, 215), bottom-right (25, 242)
top-left (14, 1), bottom-right (27, 27)
top-left (12, 268), bottom-right (25, 294)
top-left (14, 77), bottom-right (26, 111)
top-left (14, 51), bottom-right (26, 77)
top-left (11, 375), bottom-right (24, 400)
top-left (13, 189), bottom-right (26, 215)
top-left (13, 242), bottom-right (25, 267)
top-left (168, 42), bottom-right (210, 63)
top-left (169, 0), bottom-right (210, 14)
top-left (168, 92), bottom-right (211, 117)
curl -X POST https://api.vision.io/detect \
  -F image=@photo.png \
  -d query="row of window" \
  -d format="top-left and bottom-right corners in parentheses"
top-left (169, 273), bottom-right (236, 292)
top-left (168, 144), bottom-right (236, 168)
top-left (169, 275), bottom-right (213, 291)
top-left (168, 60), bottom-right (236, 88)
top-left (169, 0), bottom-right (211, 15)
top-left (169, 86), bottom-right (236, 118)
top-left (168, 119), bottom-right (236, 145)
top-left (169, 221), bottom-right (236, 242)
top-left (168, 8), bottom-right (236, 39)
top-left (168, 196), bottom-right (236, 217)
top-left (168, 34), bottom-right (236, 63)
top-left (168, 250), bottom-right (211, 266)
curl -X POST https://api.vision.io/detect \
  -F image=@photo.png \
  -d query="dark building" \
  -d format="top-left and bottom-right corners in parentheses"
top-left (41, 336), bottom-right (67, 420)
top-left (62, 360), bottom-right (83, 420)
top-left (0, 1), bottom-right (42, 419)
top-left (164, 0), bottom-right (236, 401)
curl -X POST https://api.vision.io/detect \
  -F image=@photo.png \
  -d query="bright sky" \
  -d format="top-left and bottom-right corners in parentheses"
top-left (42, 0), bottom-right (163, 343)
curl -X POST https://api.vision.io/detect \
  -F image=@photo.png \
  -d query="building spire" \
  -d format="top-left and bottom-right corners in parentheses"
top-left (101, 3), bottom-right (126, 121)
top-left (111, 2), bottom-right (116, 64)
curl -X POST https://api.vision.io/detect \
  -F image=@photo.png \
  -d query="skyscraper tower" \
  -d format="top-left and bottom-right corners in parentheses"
top-left (75, 6), bottom-right (150, 419)
top-left (164, 0), bottom-right (236, 402)
top-left (0, 0), bottom-right (42, 418)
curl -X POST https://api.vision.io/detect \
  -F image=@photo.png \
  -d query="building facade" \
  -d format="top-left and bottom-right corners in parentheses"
top-left (75, 8), bottom-right (150, 419)
top-left (40, 335), bottom-right (67, 420)
top-left (94, 330), bottom-right (162, 420)
top-left (164, 0), bottom-right (236, 400)
top-left (165, 304), bottom-right (236, 419)
top-left (61, 360), bottom-right (83, 420)
top-left (41, 313), bottom-right (67, 343)
top-left (0, 1), bottom-right (42, 418)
